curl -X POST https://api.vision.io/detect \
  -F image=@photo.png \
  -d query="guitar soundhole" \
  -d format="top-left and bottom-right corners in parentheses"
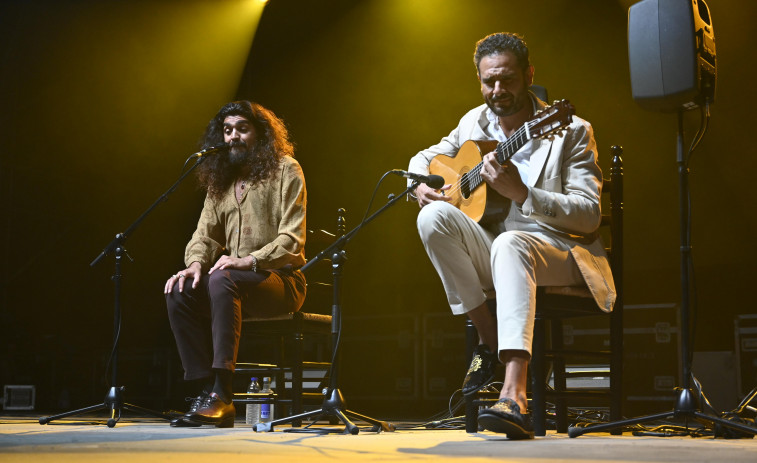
top-left (461, 181), bottom-right (471, 199)
top-left (460, 172), bottom-right (471, 199)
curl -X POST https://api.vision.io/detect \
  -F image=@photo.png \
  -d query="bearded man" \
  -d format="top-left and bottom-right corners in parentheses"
top-left (409, 33), bottom-right (615, 439)
top-left (164, 101), bottom-right (307, 428)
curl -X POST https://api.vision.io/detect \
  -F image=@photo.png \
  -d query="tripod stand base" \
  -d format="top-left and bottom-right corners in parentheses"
top-left (568, 388), bottom-right (757, 438)
top-left (38, 386), bottom-right (174, 428)
top-left (253, 388), bottom-right (395, 435)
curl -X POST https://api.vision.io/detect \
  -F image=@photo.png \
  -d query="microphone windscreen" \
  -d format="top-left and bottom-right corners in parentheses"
top-left (426, 175), bottom-right (445, 189)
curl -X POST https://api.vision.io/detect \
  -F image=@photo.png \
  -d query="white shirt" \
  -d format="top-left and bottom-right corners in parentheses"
top-left (483, 97), bottom-right (544, 235)
top-left (483, 96), bottom-right (540, 186)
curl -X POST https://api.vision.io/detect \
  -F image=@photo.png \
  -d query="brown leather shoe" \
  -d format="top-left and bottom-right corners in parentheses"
top-left (184, 392), bottom-right (235, 428)
top-left (170, 393), bottom-right (207, 428)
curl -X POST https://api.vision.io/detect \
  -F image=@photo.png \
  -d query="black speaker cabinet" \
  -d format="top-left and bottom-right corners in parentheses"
top-left (628, 0), bottom-right (716, 112)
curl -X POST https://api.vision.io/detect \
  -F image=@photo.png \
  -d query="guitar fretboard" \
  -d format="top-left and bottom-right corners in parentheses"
top-left (458, 121), bottom-right (533, 196)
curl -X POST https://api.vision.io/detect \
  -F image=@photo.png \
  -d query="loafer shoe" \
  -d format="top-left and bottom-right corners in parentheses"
top-left (462, 344), bottom-right (498, 396)
top-left (185, 392), bottom-right (236, 428)
top-left (170, 393), bottom-right (207, 428)
top-left (478, 398), bottom-right (534, 440)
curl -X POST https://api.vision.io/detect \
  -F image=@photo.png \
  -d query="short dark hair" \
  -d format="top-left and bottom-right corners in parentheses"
top-left (473, 32), bottom-right (530, 73)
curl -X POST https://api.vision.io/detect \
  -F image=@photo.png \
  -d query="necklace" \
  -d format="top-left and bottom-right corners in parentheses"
top-left (236, 179), bottom-right (247, 202)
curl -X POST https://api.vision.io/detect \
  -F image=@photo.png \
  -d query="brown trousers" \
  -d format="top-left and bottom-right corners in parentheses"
top-left (166, 267), bottom-right (306, 380)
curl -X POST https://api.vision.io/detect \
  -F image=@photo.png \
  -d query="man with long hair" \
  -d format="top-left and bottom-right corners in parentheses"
top-left (164, 101), bottom-right (307, 428)
top-left (409, 33), bottom-right (615, 439)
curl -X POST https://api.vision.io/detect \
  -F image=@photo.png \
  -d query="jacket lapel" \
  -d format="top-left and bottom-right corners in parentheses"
top-left (526, 96), bottom-right (552, 186)
top-left (527, 138), bottom-right (552, 187)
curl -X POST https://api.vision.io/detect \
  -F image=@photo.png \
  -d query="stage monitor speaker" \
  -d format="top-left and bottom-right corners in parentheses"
top-left (628, 0), bottom-right (716, 112)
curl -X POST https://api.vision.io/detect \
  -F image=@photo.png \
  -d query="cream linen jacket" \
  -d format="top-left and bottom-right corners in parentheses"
top-left (408, 99), bottom-right (616, 312)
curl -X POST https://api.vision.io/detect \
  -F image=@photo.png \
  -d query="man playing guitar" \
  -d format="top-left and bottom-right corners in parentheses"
top-left (408, 32), bottom-right (616, 439)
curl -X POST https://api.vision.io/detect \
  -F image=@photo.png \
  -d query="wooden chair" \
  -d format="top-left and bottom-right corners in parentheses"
top-left (465, 146), bottom-right (624, 435)
top-left (233, 210), bottom-right (347, 425)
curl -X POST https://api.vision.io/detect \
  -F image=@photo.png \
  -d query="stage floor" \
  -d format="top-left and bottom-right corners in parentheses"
top-left (2, 414), bottom-right (757, 462)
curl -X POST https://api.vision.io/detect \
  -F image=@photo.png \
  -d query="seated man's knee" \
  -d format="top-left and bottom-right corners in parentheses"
top-left (491, 231), bottom-right (532, 260)
top-left (417, 201), bottom-right (456, 240)
top-left (165, 285), bottom-right (190, 316)
top-left (207, 270), bottom-right (237, 299)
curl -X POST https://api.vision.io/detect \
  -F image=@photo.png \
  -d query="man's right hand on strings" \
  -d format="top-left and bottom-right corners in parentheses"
top-left (415, 183), bottom-right (452, 208)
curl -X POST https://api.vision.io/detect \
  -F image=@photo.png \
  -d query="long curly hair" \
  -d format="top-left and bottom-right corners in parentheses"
top-left (196, 100), bottom-right (294, 200)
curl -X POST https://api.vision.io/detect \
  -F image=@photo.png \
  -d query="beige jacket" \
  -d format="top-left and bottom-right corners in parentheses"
top-left (409, 99), bottom-right (616, 312)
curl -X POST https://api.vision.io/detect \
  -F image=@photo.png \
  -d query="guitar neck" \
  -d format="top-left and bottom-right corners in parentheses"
top-left (495, 122), bottom-right (532, 164)
top-left (463, 122), bottom-right (532, 192)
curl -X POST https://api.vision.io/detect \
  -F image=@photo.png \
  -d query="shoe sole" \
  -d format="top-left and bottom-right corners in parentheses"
top-left (184, 415), bottom-right (235, 428)
top-left (478, 412), bottom-right (534, 440)
top-left (462, 373), bottom-right (496, 397)
top-left (170, 418), bottom-right (201, 428)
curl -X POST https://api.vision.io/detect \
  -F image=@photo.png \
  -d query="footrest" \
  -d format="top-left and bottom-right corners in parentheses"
top-left (232, 392), bottom-right (277, 405)
top-left (235, 362), bottom-right (331, 372)
top-left (235, 363), bottom-right (284, 374)
top-left (302, 361), bottom-right (331, 369)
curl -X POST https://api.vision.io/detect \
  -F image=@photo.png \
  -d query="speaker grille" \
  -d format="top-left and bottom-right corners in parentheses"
top-left (628, 0), bottom-right (716, 112)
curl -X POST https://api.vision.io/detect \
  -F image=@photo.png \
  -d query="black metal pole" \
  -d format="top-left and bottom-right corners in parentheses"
top-left (40, 154), bottom-right (208, 427)
top-left (568, 114), bottom-right (757, 438)
top-left (677, 110), bottom-right (691, 392)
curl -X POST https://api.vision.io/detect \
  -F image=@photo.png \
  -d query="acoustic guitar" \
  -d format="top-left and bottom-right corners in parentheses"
top-left (429, 100), bottom-right (575, 224)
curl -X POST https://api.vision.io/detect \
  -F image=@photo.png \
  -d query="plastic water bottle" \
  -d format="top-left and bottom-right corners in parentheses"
top-left (260, 376), bottom-right (274, 423)
top-left (245, 377), bottom-right (261, 425)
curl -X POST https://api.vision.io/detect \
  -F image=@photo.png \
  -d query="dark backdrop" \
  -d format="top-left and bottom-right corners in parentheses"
top-left (1, 0), bottom-right (755, 417)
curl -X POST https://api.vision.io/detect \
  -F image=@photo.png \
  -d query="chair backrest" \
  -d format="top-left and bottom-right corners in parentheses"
top-left (530, 85), bottom-right (548, 103)
top-left (299, 208), bottom-right (346, 315)
top-left (603, 145), bottom-right (624, 308)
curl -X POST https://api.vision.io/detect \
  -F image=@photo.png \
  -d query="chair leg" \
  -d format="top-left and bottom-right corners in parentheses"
top-left (275, 335), bottom-right (287, 422)
top-left (551, 319), bottom-right (568, 433)
top-left (610, 304), bottom-right (623, 435)
top-left (464, 318), bottom-right (478, 433)
top-left (290, 329), bottom-right (304, 427)
top-left (531, 317), bottom-right (547, 436)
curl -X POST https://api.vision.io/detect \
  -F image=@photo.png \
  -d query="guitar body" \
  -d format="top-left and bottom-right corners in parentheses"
top-left (429, 140), bottom-right (511, 225)
top-left (426, 99), bottom-right (575, 225)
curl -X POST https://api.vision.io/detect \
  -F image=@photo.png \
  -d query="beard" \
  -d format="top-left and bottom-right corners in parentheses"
top-left (228, 140), bottom-right (252, 168)
top-left (223, 140), bottom-right (256, 181)
top-left (485, 86), bottom-right (529, 117)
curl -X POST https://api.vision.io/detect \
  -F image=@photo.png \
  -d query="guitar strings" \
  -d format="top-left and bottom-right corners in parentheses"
top-left (443, 121), bottom-right (532, 199)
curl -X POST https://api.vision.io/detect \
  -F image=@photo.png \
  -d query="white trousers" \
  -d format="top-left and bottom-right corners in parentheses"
top-left (417, 201), bottom-right (584, 354)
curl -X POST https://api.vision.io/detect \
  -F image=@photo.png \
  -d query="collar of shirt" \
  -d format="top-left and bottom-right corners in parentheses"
top-left (484, 94), bottom-right (540, 141)
top-left (483, 95), bottom-right (539, 184)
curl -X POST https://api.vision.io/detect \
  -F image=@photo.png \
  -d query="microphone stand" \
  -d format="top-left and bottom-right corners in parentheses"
top-left (39, 153), bottom-right (209, 428)
top-left (254, 180), bottom-right (422, 434)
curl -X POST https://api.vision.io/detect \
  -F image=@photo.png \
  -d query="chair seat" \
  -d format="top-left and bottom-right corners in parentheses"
top-left (536, 286), bottom-right (605, 320)
top-left (541, 285), bottom-right (593, 299)
top-left (242, 311), bottom-right (332, 324)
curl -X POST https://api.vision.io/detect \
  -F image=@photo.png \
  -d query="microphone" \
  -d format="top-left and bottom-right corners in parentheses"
top-left (390, 170), bottom-right (445, 189)
top-left (194, 143), bottom-right (230, 157)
